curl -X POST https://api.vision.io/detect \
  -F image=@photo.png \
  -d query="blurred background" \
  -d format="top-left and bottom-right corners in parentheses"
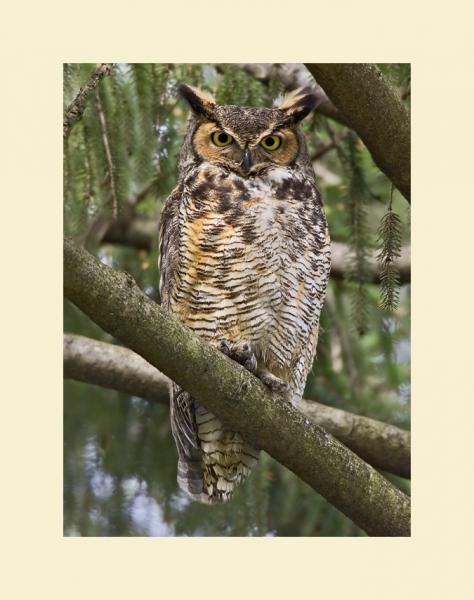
top-left (63, 63), bottom-right (410, 536)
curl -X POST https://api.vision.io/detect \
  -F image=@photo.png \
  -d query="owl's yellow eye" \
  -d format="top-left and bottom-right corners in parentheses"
top-left (260, 135), bottom-right (282, 151)
top-left (211, 131), bottom-right (233, 147)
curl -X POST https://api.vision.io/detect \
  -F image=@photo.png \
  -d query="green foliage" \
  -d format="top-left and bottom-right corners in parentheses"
top-left (215, 64), bottom-right (267, 106)
top-left (344, 131), bottom-right (372, 335)
top-left (63, 63), bottom-right (410, 537)
top-left (377, 190), bottom-right (403, 311)
top-left (63, 63), bottom-right (190, 241)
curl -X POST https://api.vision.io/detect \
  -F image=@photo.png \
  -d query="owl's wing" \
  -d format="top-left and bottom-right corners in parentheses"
top-left (158, 185), bottom-right (201, 460)
top-left (170, 385), bottom-right (199, 457)
top-left (299, 225), bottom-right (331, 396)
top-left (158, 184), bottom-right (183, 309)
top-left (289, 186), bottom-right (332, 401)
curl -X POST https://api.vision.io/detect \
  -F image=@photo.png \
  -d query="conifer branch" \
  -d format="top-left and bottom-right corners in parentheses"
top-left (63, 63), bottom-right (114, 139)
top-left (346, 133), bottom-right (371, 334)
top-left (377, 188), bottom-right (403, 311)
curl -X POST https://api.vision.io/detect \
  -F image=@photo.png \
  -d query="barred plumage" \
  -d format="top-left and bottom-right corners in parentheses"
top-left (159, 84), bottom-right (331, 503)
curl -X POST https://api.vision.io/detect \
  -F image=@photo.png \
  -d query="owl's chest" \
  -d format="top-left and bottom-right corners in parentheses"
top-left (181, 167), bottom-right (312, 266)
top-left (173, 167), bottom-right (319, 337)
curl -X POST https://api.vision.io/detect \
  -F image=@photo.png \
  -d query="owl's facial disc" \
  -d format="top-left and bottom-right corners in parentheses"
top-left (193, 121), bottom-right (301, 177)
top-left (181, 85), bottom-right (318, 175)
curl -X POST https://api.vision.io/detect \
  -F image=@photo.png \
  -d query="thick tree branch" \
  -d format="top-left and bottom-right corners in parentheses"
top-left (64, 333), bottom-right (170, 403)
top-left (102, 216), bottom-right (411, 284)
top-left (305, 64), bottom-right (411, 202)
top-left (63, 63), bottom-right (114, 139)
top-left (299, 399), bottom-right (410, 479)
top-left (64, 237), bottom-right (410, 536)
top-left (64, 333), bottom-right (410, 479)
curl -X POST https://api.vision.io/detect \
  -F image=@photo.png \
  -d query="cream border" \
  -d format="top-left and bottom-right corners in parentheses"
top-left (1, 0), bottom-right (473, 597)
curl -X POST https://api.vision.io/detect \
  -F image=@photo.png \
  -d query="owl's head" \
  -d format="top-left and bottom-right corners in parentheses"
top-left (178, 84), bottom-right (318, 177)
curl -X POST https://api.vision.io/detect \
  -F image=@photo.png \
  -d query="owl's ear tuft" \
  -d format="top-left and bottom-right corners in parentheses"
top-left (276, 87), bottom-right (320, 125)
top-left (178, 84), bottom-right (216, 119)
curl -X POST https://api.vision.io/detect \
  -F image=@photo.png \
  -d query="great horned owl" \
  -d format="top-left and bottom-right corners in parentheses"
top-left (159, 83), bottom-right (331, 504)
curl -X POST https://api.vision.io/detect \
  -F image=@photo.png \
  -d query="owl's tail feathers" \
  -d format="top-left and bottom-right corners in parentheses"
top-left (176, 458), bottom-right (240, 505)
top-left (176, 445), bottom-right (260, 505)
top-left (202, 453), bottom-right (259, 504)
top-left (173, 394), bottom-right (260, 505)
top-left (177, 455), bottom-right (258, 505)
top-left (176, 458), bottom-right (212, 504)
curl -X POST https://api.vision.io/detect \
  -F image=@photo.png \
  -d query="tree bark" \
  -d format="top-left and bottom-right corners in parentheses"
top-left (64, 333), bottom-right (171, 404)
top-left (299, 399), bottom-right (410, 479)
top-left (64, 237), bottom-right (410, 536)
top-left (305, 64), bottom-right (411, 202)
top-left (64, 333), bottom-right (410, 478)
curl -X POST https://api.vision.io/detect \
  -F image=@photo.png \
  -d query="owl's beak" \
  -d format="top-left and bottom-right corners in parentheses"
top-left (240, 148), bottom-right (253, 175)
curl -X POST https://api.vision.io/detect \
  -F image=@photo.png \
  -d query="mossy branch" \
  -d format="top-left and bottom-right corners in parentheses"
top-left (305, 64), bottom-right (411, 202)
top-left (63, 237), bottom-right (410, 536)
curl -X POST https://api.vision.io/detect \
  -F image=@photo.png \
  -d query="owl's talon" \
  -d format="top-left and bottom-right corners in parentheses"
top-left (242, 354), bottom-right (257, 373)
top-left (258, 371), bottom-right (290, 394)
top-left (219, 340), bottom-right (232, 356)
top-left (219, 340), bottom-right (257, 374)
